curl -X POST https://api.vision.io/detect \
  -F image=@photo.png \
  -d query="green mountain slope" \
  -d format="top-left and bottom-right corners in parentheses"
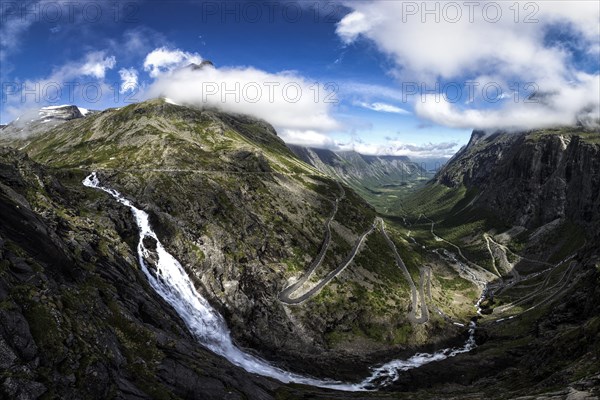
top-left (6, 99), bottom-right (311, 173)
top-left (1, 98), bottom-right (476, 379)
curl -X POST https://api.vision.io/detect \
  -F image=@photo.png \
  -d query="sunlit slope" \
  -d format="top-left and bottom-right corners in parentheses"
top-left (10, 99), bottom-right (315, 174)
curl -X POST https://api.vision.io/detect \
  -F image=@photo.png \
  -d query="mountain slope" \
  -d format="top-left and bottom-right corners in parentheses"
top-left (288, 144), bottom-right (429, 213)
top-left (400, 128), bottom-right (600, 270)
top-left (1, 98), bottom-right (476, 380)
top-left (435, 128), bottom-right (600, 231)
top-left (4, 100), bottom-right (311, 173)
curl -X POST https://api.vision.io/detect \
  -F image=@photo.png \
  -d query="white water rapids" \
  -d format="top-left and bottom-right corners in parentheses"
top-left (83, 172), bottom-right (477, 391)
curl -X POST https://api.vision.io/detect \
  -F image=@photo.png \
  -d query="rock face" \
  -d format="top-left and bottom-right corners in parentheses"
top-left (187, 60), bottom-right (215, 70)
top-left (436, 128), bottom-right (600, 232)
top-left (288, 144), bottom-right (425, 189)
top-left (392, 127), bottom-right (600, 399)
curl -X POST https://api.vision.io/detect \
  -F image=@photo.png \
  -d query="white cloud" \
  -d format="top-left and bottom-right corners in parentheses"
top-left (337, 1), bottom-right (598, 80)
top-left (2, 50), bottom-right (118, 122)
top-left (336, 10), bottom-right (373, 44)
top-left (336, 0), bottom-right (600, 130)
top-left (49, 51), bottom-right (117, 81)
top-left (337, 140), bottom-right (460, 159)
top-left (119, 68), bottom-right (139, 93)
top-left (143, 47), bottom-right (203, 77)
top-left (280, 129), bottom-right (337, 148)
top-left (79, 52), bottom-right (116, 79)
top-left (415, 73), bottom-right (600, 130)
top-left (357, 101), bottom-right (409, 114)
top-left (145, 50), bottom-right (341, 135)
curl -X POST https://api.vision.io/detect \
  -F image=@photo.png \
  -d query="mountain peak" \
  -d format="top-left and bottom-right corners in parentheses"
top-left (39, 105), bottom-right (85, 121)
top-left (186, 60), bottom-right (215, 70)
top-left (1, 105), bottom-right (93, 138)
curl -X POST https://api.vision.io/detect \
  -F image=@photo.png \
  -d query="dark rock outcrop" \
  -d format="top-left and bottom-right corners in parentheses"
top-left (187, 60), bottom-right (215, 70)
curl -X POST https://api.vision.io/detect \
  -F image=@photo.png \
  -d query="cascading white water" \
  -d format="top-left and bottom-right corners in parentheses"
top-left (360, 321), bottom-right (476, 388)
top-left (83, 172), bottom-right (477, 391)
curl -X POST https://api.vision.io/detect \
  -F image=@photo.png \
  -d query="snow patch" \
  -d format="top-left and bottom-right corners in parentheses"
top-left (41, 104), bottom-right (71, 110)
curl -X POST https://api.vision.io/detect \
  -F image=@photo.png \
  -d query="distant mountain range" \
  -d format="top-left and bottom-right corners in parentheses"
top-left (288, 144), bottom-right (428, 190)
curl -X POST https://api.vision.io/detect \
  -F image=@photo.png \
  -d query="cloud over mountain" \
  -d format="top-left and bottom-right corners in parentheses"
top-left (336, 0), bottom-right (600, 130)
top-left (145, 50), bottom-right (341, 140)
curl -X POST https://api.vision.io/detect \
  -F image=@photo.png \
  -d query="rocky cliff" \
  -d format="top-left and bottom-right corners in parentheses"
top-left (0, 105), bottom-right (89, 139)
top-left (392, 127), bottom-right (600, 399)
top-left (436, 128), bottom-right (600, 233)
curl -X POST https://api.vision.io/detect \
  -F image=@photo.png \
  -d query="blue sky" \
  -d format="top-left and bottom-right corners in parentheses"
top-left (1, 1), bottom-right (598, 160)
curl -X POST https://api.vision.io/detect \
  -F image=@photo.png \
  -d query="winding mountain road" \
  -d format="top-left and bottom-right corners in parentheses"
top-left (420, 214), bottom-right (493, 286)
top-left (278, 182), bottom-right (382, 305)
top-left (278, 222), bottom-right (377, 304)
top-left (495, 258), bottom-right (576, 314)
top-left (477, 232), bottom-right (579, 322)
top-left (484, 234), bottom-right (557, 296)
top-left (279, 213), bottom-right (431, 324)
top-left (379, 218), bottom-right (429, 323)
top-left (277, 182), bottom-right (345, 303)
